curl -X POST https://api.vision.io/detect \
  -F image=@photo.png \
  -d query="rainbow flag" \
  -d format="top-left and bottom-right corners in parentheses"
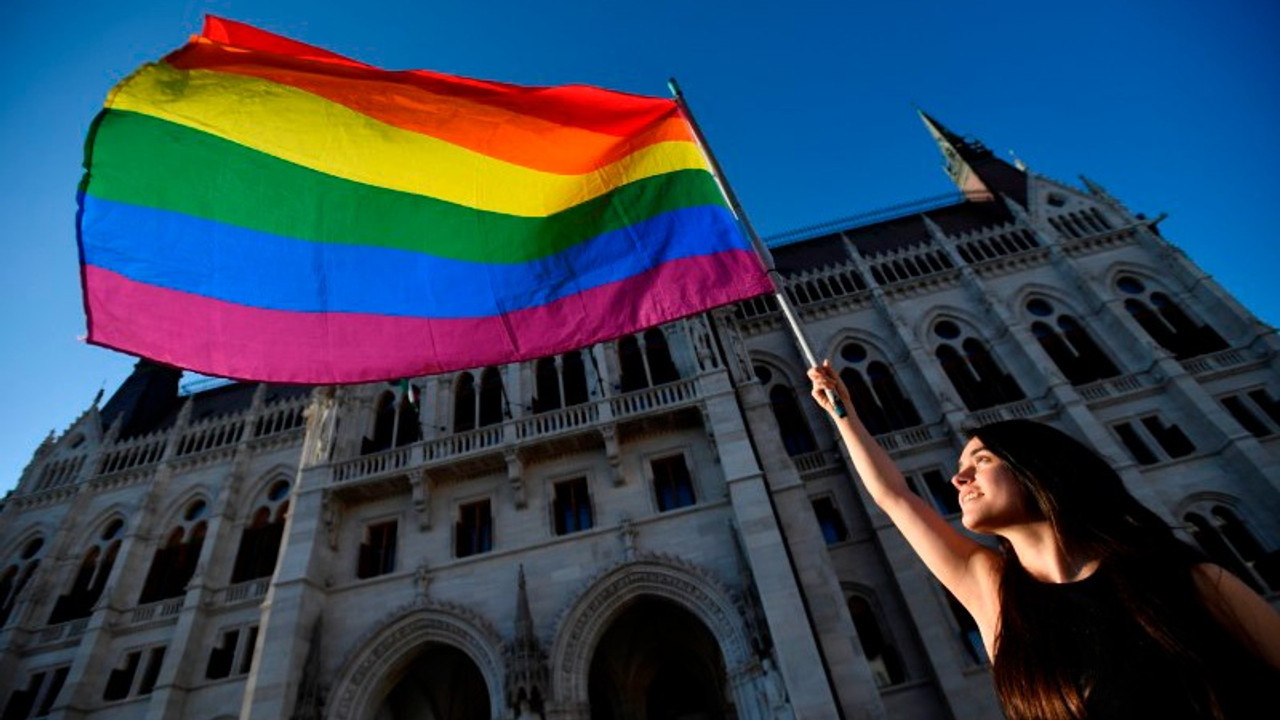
top-left (77, 16), bottom-right (772, 384)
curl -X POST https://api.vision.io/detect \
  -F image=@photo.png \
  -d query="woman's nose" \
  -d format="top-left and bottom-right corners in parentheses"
top-left (951, 471), bottom-right (970, 488)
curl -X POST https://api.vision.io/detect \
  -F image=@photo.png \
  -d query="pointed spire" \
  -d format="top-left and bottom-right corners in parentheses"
top-left (918, 110), bottom-right (1033, 207)
top-left (515, 565), bottom-right (535, 645)
top-left (918, 110), bottom-right (994, 199)
top-left (505, 566), bottom-right (548, 717)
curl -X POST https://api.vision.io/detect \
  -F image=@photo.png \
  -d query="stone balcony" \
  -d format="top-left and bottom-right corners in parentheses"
top-left (326, 376), bottom-right (710, 495)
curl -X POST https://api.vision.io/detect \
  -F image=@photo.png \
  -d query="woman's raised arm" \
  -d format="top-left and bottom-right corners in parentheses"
top-left (808, 362), bottom-right (1000, 625)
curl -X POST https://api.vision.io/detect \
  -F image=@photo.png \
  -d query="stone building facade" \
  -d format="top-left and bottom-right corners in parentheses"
top-left (2, 115), bottom-right (1278, 719)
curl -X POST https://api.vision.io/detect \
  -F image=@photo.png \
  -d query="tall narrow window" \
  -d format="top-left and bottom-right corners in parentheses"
top-left (138, 500), bottom-right (207, 604)
top-left (618, 330), bottom-right (679, 393)
top-left (231, 480), bottom-right (290, 583)
top-left (836, 342), bottom-right (920, 435)
top-left (1113, 421), bottom-right (1158, 465)
top-left (1118, 276), bottom-right (1227, 359)
top-left (533, 352), bottom-right (591, 414)
top-left (364, 390), bottom-right (397, 454)
top-left (533, 357), bottom-right (562, 414)
top-left (49, 519), bottom-right (123, 624)
top-left (644, 329), bottom-right (679, 385)
top-left (1026, 298), bottom-right (1119, 385)
top-left (812, 497), bottom-right (848, 545)
top-left (847, 594), bottom-right (904, 687)
top-left (933, 319), bottom-right (1024, 411)
top-left (553, 477), bottom-right (593, 535)
top-left (479, 367), bottom-right (506, 426)
top-left (756, 365), bottom-right (818, 456)
top-left (357, 521), bottom-right (398, 579)
top-left (456, 500), bottom-right (494, 558)
top-left (652, 454), bottom-right (695, 511)
top-left (1, 536), bottom-right (44, 628)
top-left (454, 373), bottom-right (477, 432)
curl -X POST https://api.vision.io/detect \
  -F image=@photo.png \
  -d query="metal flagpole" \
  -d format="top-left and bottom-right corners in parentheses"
top-left (669, 78), bottom-right (846, 418)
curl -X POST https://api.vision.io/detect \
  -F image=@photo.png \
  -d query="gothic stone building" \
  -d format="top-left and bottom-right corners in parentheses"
top-left (3, 115), bottom-right (1279, 720)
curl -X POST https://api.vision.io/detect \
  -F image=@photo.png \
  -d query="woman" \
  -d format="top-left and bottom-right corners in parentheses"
top-left (808, 361), bottom-right (1280, 719)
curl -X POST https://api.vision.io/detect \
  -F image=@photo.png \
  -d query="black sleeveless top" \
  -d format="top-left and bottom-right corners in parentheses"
top-left (1017, 569), bottom-right (1276, 719)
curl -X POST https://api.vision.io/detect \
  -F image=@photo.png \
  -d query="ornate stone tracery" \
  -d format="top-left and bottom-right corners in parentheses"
top-left (326, 599), bottom-right (506, 720)
top-left (546, 553), bottom-right (757, 710)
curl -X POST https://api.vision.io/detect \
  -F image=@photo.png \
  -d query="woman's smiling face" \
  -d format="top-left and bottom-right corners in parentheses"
top-left (952, 437), bottom-right (1034, 533)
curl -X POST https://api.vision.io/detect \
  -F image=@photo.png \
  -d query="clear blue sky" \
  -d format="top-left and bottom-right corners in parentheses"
top-left (2, 1), bottom-right (1277, 496)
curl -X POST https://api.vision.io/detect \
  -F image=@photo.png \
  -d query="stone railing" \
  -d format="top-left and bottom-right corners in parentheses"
top-left (218, 578), bottom-right (271, 605)
top-left (33, 617), bottom-right (89, 646)
top-left (1181, 348), bottom-right (1249, 377)
top-left (967, 398), bottom-right (1047, 427)
top-left (332, 378), bottom-right (701, 487)
top-left (130, 597), bottom-right (184, 625)
top-left (876, 425), bottom-right (936, 452)
top-left (334, 444), bottom-right (416, 483)
top-left (1076, 373), bottom-right (1146, 402)
top-left (516, 402), bottom-right (601, 440)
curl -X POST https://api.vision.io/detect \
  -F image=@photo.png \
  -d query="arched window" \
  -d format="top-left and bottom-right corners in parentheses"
top-left (533, 351), bottom-right (591, 414)
top-left (1026, 298), bottom-right (1119, 385)
top-left (365, 386), bottom-right (424, 454)
top-left (454, 373), bottom-right (477, 432)
top-left (846, 593), bottom-right (905, 687)
top-left (1185, 505), bottom-right (1279, 593)
top-left (0, 536), bottom-right (44, 628)
top-left (617, 330), bottom-right (679, 393)
top-left (48, 520), bottom-right (124, 624)
top-left (835, 342), bottom-right (921, 435)
top-left (933, 321), bottom-right (1024, 411)
top-left (478, 367), bottom-right (507, 426)
top-left (1117, 276), bottom-right (1227, 360)
top-left (138, 499), bottom-right (208, 604)
top-left (364, 391), bottom-right (396, 453)
top-left (230, 480), bottom-right (291, 584)
top-left (755, 364), bottom-right (817, 457)
top-left (644, 329), bottom-right (679, 385)
top-left (453, 369), bottom-right (505, 432)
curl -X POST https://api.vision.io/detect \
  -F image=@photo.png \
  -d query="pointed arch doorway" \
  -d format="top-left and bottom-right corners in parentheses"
top-left (374, 642), bottom-right (490, 720)
top-left (587, 597), bottom-right (730, 720)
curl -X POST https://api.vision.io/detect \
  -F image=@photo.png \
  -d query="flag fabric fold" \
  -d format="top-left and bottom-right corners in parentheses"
top-left (77, 16), bottom-right (773, 384)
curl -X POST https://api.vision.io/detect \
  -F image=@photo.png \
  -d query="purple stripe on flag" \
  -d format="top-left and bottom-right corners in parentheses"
top-left (84, 251), bottom-right (772, 384)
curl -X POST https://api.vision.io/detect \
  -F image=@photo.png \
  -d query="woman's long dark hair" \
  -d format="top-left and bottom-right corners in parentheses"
top-left (967, 419), bottom-right (1236, 720)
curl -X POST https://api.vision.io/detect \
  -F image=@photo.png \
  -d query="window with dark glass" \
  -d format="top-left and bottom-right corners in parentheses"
top-left (231, 481), bottom-right (290, 584)
top-left (1118, 276), bottom-right (1228, 360)
top-left (652, 454), bottom-right (695, 511)
top-left (812, 497), bottom-right (848, 545)
top-left (139, 503), bottom-right (207, 604)
top-left (933, 322), bottom-right (1024, 411)
top-left (553, 477), bottom-right (593, 535)
top-left (1140, 415), bottom-right (1194, 458)
top-left (357, 520), bottom-right (398, 579)
top-left (456, 500), bottom-right (494, 558)
top-left (206, 624), bottom-right (259, 680)
top-left (921, 469), bottom-right (960, 515)
top-left (847, 595), bottom-right (905, 686)
top-left (1113, 421), bottom-right (1158, 465)
top-left (0, 537), bottom-right (43, 628)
